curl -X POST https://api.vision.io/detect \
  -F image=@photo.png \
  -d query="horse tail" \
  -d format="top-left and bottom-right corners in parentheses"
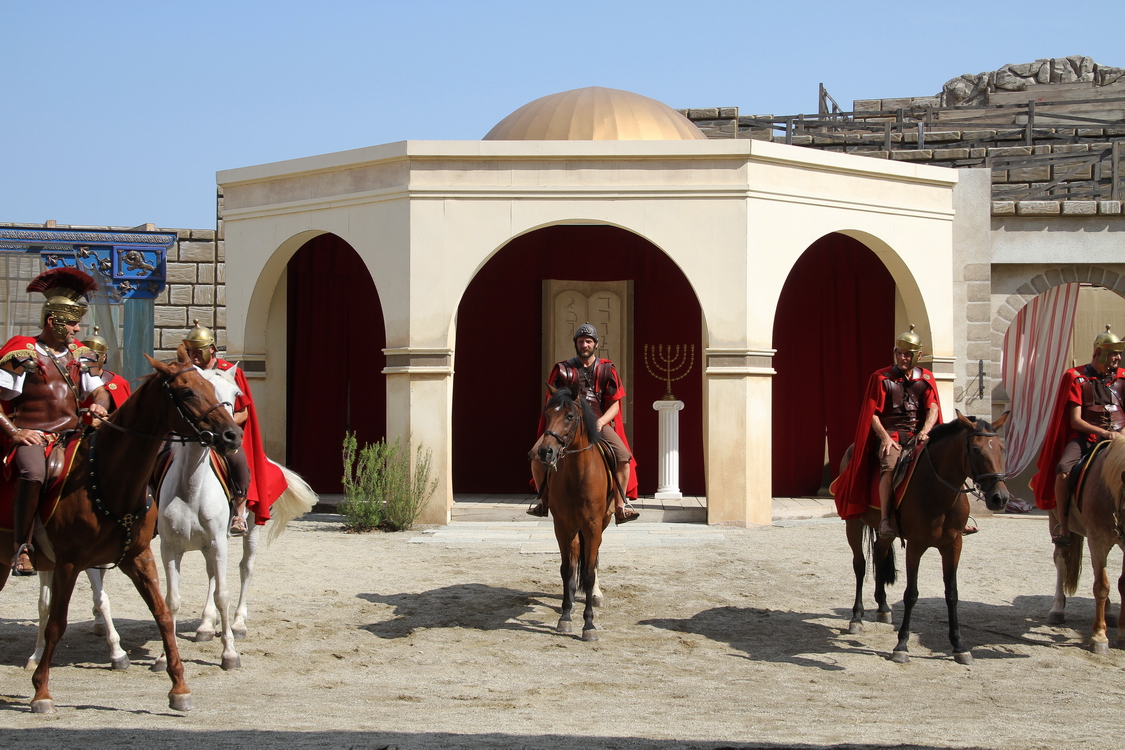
top-left (265, 463), bottom-right (318, 546)
top-left (865, 524), bottom-right (898, 587)
top-left (1062, 533), bottom-right (1084, 598)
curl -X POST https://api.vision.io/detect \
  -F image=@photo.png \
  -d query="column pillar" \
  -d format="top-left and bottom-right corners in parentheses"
top-left (383, 347), bottom-right (454, 525)
top-left (704, 348), bottom-right (775, 526)
top-left (653, 400), bottom-right (685, 500)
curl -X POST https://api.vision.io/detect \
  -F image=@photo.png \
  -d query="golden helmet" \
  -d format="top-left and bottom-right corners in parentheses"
top-left (82, 325), bottom-right (109, 356)
top-left (1094, 324), bottom-right (1125, 354)
top-left (183, 319), bottom-right (216, 350)
top-left (894, 324), bottom-right (923, 367)
top-left (27, 267), bottom-right (97, 328)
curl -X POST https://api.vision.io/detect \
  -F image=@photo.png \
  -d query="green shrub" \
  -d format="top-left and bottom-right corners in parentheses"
top-left (340, 433), bottom-right (437, 532)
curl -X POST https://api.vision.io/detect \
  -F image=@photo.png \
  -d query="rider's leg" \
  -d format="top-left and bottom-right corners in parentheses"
top-left (227, 450), bottom-right (251, 536)
top-left (11, 478), bottom-right (43, 575)
top-left (877, 470), bottom-right (896, 539)
top-left (1052, 471), bottom-right (1071, 546)
top-left (613, 460), bottom-right (638, 524)
top-left (526, 459), bottom-right (548, 517)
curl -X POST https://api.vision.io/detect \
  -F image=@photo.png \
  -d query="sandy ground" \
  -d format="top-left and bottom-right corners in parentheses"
top-left (1, 512), bottom-right (1124, 750)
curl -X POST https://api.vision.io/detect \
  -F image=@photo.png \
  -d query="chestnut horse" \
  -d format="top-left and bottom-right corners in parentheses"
top-left (1048, 438), bottom-right (1125, 654)
top-left (842, 411), bottom-right (1009, 664)
top-left (0, 346), bottom-right (241, 713)
top-left (532, 384), bottom-right (612, 641)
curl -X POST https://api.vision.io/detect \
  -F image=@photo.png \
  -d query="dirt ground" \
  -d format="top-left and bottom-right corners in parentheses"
top-left (1, 512), bottom-right (1124, 750)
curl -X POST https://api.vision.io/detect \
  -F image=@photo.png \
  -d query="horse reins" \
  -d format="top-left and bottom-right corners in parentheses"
top-left (924, 426), bottom-right (1007, 499)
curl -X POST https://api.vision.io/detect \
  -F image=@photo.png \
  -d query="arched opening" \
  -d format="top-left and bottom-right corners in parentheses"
top-left (286, 233), bottom-right (386, 493)
top-left (452, 225), bottom-right (705, 496)
top-left (771, 233), bottom-right (896, 497)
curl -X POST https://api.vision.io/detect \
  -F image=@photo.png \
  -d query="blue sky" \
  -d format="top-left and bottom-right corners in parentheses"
top-left (2, 1), bottom-right (1117, 229)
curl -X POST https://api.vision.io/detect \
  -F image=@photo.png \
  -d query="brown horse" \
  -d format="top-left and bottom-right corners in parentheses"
top-left (0, 346), bottom-right (241, 713)
top-left (842, 411), bottom-right (1010, 664)
top-left (531, 384), bottom-right (612, 641)
top-left (1048, 438), bottom-right (1125, 654)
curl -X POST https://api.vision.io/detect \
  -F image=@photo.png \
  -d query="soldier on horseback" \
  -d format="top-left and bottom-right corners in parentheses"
top-left (833, 326), bottom-right (942, 538)
top-left (1032, 325), bottom-right (1125, 546)
top-left (180, 319), bottom-right (286, 536)
top-left (527, 322), bottom-right (640, 524)
top-left (0, 268), bottom-right (111, 575)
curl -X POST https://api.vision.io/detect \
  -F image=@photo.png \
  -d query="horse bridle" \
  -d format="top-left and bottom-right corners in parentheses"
top-left (96, 367), bottom-right (231, 446)
top-left (541, 400), bottom-right (597, 467)
top-left (925, 426), bottom-right (1007, 498)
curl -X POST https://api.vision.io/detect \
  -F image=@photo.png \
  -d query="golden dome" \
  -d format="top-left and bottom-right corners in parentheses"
top-left (484, 86), bottom-right (707, 141)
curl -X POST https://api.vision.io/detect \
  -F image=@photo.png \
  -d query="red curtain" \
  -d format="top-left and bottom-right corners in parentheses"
top-left (286, 234), bottom-right (386, 493)
top-left (771, 234), bottom-right (895, 497)
top-left (453, 226), bottom-right (705, 496)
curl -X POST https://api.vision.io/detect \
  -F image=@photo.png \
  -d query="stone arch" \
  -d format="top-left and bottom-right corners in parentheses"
top-left (994, 265), bottom-right (1125, 339)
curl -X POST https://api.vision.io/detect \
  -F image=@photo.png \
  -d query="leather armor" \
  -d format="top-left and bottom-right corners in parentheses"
top-left (3, 348), bottom-right (82, 433)
top-left (1078, 365), bottom-right (1125, 434)
top-left (552, 357), bottom-right (616, 420)
top-left (879, 367), bottom-right (929, 437)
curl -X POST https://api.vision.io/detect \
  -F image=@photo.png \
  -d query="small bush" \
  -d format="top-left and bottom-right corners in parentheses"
top-left (340, 433), bottom-right (437, 532)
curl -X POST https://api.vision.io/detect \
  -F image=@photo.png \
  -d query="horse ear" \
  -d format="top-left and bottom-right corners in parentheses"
top-left (145, 352), bottom-right (175, 379)
top-left (992, 411), bottom-right (1010, 429)
top-left (955, 409), bottom-right (974, 428)
top-left (546, 383), bottom-right (557, 397)
top-left (175, 343), bottom-right (192, 365)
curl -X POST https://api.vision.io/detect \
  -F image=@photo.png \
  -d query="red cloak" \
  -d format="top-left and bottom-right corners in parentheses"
top-left (1030, 365), bottom-right (1125, 509)
top-left (536, 358), bottom-right (639, 499)
top-left (216, 359), bottom-right (287, 524)
top-left (831, 366), bottom-right (940, 520)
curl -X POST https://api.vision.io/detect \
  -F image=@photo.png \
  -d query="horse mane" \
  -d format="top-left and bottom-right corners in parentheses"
top-left (926, 415), bottom-right (996, 445)
top-left (546, 387), bottom-right (603, 444)
top-left (1099, 438), bottom-right (1125, 491)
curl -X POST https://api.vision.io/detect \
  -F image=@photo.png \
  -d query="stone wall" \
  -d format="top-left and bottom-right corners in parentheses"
top-left (152, 219), bottom-right (225, 359)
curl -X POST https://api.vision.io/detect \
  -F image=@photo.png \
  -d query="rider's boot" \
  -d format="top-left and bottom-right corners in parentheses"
top-left (527, 460), bottom-right (549, 517)
top-left (11, 479), bottom-right (42, 576)
top-left (613, 463), bottom-right (639, 524)
top-left (1052, 472), bottom-right (1071, 547)
top-left (526, 487), bottom-right (549, 517)
top-left (876, 471), bottom-right (897, 539)
top-left (229, 496), bottom-right (248, 537)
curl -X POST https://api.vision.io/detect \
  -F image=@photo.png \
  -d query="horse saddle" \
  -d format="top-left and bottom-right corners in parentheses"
top-left (891, 438), bottom-right (918, 489)
top-left (0, 432), bottom-right (85, 531)
top-left (152, 446), bottom-right (234, 503)
top-left (1068, 439), bottom-right (1111, 511)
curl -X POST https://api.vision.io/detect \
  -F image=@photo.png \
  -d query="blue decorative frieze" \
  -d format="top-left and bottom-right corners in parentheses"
top-left (0, 228), bottom-right (177, 246)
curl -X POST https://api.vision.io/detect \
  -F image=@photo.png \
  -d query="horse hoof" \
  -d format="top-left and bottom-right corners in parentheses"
top-left (953, 651), bottom-right (974, 665)
top-left (891, 651), bottom-right (910, 664)
top-left (232, 626), bottom-right (248, 640)
top-left (92, 622), bottom-right (107, 637)
top-left (111, 655), bottom-right (130, 671)
top-left (847, 622), bottom-right (864, 636)
top-left (195, 630), bottom-right (215, 643)
top-left (556, 620), bottom-right (573, 634)
top-left (30, 699), bottom-right (56, 714)
top-left (581, 629), bottom-right (599, 642)
top-left (1092, 641), bottom-right (1110, 656)
top-left (591, 595), bottom-right (604, 608)
top-left (221, 655), bottom-right (242, 671)
top-left (151, 657), bottom-right (167, 673)
top-left (876, 612), bottom-right (892, 624)
top-left (1047, 612), bottom-right (1066, 626)
top-left (169, 692), bottom-right (193, 712)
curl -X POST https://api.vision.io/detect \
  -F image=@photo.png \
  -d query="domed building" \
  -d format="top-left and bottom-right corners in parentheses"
top-left (218, 86), bottom-right (971, 525)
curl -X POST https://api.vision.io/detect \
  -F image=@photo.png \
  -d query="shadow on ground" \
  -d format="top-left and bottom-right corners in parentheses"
top-left (358, 584), bottom-right (560, 638)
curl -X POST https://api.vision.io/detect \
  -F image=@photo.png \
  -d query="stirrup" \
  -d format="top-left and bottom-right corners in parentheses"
top-left (877, 518), bottom-right (897, 539)
top-left (12, 543), bottom-right (36, 576)
top-left (525, 501), bottom-right (548, 518)
top-left (229, 515), bottom-right (248, 537)
top-left (1051, 523), bottom-right (1071, 547)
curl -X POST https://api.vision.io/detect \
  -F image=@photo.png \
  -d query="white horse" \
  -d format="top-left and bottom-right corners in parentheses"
top-left (151, 366), bottom-right (317, 671)
top-left (26, 568), bottom-right (129, 671)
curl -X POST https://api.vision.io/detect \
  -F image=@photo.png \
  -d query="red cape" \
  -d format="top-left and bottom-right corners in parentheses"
top-left (217, 359), bottom-right (287, 524)
top-left (831, 366), bottom-right (941, 520)
top-left (1030, 365), bottom-right (1124, 509)
top-left (536, 359), bottom-right (639, 499)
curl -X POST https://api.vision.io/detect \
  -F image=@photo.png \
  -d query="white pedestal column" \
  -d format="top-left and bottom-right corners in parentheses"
top-left (653, 400), bottom-right (685, 501)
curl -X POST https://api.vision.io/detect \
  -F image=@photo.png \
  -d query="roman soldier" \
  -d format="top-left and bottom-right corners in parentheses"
top-left (0, 267), bottom-right (110, 574)
top-left (1031, 325), bottom-right (1125, 545)
top-left (79, 326), bottom-right (131, 419)
top-left (527, 322), bottom-right (640, 524)
top-left (181, 320), bottom-right (286, 535)
top-left (833, 325), bottom-right (942, 538)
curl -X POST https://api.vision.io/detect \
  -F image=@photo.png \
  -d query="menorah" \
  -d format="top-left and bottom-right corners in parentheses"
top-left (643, 344), bottom-right (695, 401)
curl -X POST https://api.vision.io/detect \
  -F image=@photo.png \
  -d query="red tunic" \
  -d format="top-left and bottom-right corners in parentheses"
top-left (537, 358), bottom-right (639, 499)
top-left (831, 366), bottom-right (941, 520)
top-left (216, 359), bottom-right (287, 524)
top-left (1030, 365), bottom-right (1125, 509)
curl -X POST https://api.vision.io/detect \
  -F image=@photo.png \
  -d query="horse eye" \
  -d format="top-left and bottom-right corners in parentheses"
top-left (178, 388), bottom-right (196, 400)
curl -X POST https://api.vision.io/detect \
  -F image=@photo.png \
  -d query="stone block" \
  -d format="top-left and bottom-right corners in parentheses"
top-left (161, 329), bottom-right (193, 348)
top-left (963, 263), bottom-right (991, 282)
top-left (216, 329), bottom-right (228, 349)
top-left (153, 350), bottom-right (176, 361)
top-left (966, 281), bottom-right (990, 302)
top-left (991, 170), bottom-right (1008, 183)
top-left (187, 307), bottom-right (214, 326)
top-left (154, 287), bottom-right (170, 304)
top-left (1055, 143), bottom-right (1089, 153)
top-left (890, 150), bottom-right (933, 161)
top-left (853, 99), bottom-right (882, 111)
top-left (857, 151), bottom-right (890, 159)
top-left (198, 264), bottom-right (215, 284)
top-left (190, 229), bottom-right (215, 241)
top-left (1015, 283), bottom-right (1037, 298)
top-left (745, 129), bottom-right (773, 141)
top-left (1061, 201), bottom-right (1097, 215)
top-left (1103, 270), bottom-right (1121, 290)
top-left (790, 136), bottom-right (813, 145)
top-left (970, 148), bottom-right (987, 158)
top-left (718, 108), bottom-right (737, 118)
top-left (165, 245), bottom-right (178, 262)
top-left (217, 219), bottom-right (224, 241)
top-left (911, 97), bottom-right (941, 108)
top-left (194, 286), bottom-right (215, 305)
top-left (1030, 275), bottom-right (1051, 293)
top-left (1032, 145), bottom-right (1050, 155)
top-left (168, 285), bottom-right (193, 305)
top-left (217, 262), bottom-right (226, 283)
top-left (1078, 129), bottom-right (1104, 137)
top-left (166, 263), bottom-right (197, 283)
top-left (174, 228), bottom-right (192, 240)
top-left (688, 109), bottom-right (719, 119)
top-left (1099, 201), bottom-right (1122, 215)
top-left (925, 131), bottom-right (962, 142)
top-left (178, 241), bottom-right (215, 263)
top-left (963, 130), bottom-right (996, 140)
top-left (1045, 268), bottom-right (1064, 288)
top-left (217, 285), bottom-right (226, 306)
top-left (997, 302), bottom-right (1019, 321)
top-left (968, 321), bottom-right (992, 341)
top-left (934, 148), bottom-right (970, 160)
top-left (1062, 164), bottom-right (1093, 180)
top-left (966, 341), bottom-right (991, 360)
top-left (1087, 267), bottom-right (1106, 287)
top-left (1017, 201), bottom-right (1061, 215)
top-left (216, 307), bottom-right (227, 327)
top-left (882, 98), bottom-right (913, 110)
top-left (1008, 166), bottom-right (1050, 182)
top-left (1060, 267), bottom-right (1078, 283)
top-left (992, 201), bottom-right (1016, 215)
top-left (153, 306), bottom-right (186, 327)
top-left (990, 146), bottom-right (1033, 157)
top-left (217, 241), bottom-right (225, 261)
